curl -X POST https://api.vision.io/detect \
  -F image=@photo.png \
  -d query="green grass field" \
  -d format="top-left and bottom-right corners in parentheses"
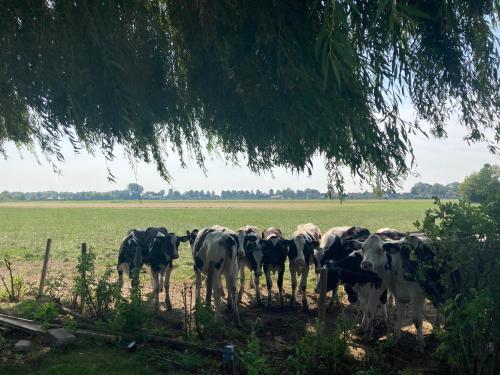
top-left (0, 199), bottom-right (437, 279)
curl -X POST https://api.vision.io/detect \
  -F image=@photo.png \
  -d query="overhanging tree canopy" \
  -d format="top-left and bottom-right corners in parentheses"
top-left (1, 1), bottom-right (499, 193)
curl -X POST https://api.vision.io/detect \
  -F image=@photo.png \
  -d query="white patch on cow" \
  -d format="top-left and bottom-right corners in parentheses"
top-left (270, 236), bottom-right (279, 246)
top-left (293, 235), bottom-right (306, 266)
top-left (156, 232), bottom-right (165, 238)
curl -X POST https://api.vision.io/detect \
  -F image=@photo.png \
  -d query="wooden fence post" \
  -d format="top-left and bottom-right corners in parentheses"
top-left (81, 242), bottom-right (87, 257)
top-left (318, 267), bottom-right (328, 321)
top-left (38, 239), bottom-right (52, 297)
top-left (205, 261), bottom-right (215, 306)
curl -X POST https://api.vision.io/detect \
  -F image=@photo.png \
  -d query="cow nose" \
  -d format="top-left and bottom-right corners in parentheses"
top-left (361, 261), bottom-right (372, 271)
top-left (295, 257), bottom-right (305, 267)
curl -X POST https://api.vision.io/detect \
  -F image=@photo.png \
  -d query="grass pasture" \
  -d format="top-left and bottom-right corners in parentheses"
top-left (0, 199), bottom-right (446, 374)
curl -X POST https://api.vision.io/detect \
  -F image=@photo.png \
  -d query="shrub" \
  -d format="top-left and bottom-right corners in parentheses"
top-left (16, 300), bottom-right (58, 329)
top-left (72, 248), bottom-right (120, 319)
top-left (289, 318), bottom-right (351, 374)
top-left (0, 256), bottom-right (28, 302)
top-left (417, 198), bottom-right (500, 374)
top-left (240, 324), bottom-right (268, 375)
top-left (109, 287), bottom-right (148, 333)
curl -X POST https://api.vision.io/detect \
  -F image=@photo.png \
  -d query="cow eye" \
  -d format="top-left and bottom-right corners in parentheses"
top-left (377, 248), bottom-right (382, 254)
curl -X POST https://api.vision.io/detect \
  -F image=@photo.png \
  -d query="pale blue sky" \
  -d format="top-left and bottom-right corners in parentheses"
top-left (1, 115), bottom-right (498, 193)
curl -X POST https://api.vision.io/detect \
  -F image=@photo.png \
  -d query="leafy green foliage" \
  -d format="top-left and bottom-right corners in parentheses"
top-left (240, 326), bottom-right (269, 375)
top-left (109, 287), bottom-right (148, 333)
top-left (0, 256), bottom-right (28, 302)
top-left (460, 164), bottom-right (500, 204)
top-left (72, 247), bottom-right (120, 319)
top-left (416, 198), bottom-right (500, 374)
top-left (1, 2), bottom-right (498, 192)
top-left (289, 318), bottom-right (351, 374)
top-left (16, 300), bottom-right (58, 329)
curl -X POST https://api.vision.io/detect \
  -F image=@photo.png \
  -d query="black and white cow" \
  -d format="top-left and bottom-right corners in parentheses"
top-left (236, 225), bottom-right (264, 304)
top-left (260, 227), bottom-right (290, 308)
top-left (192, 225), bottom-right (239, 302)
top-left (186, 228), bottom-right (200, 251)
top-left (288, 223), bottom-right (321, 310)
top-left (117, 227), bottom-right (189, 311)
top-left (192, 227), bottom-right (240, 324)
top-left (359, 234), bottom-right (428, 350)
top-left (313, 227), bottom-right (388, 340)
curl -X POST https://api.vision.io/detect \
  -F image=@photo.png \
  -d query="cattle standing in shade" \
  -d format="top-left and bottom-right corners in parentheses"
top-left (260, 228), bottom-right (290, 308)
top-left (288, 223), bottom-right (321, 310)
top-left (237, 226), bottom-right (264, 304)
top-left (193, 229), bottom-right (241, 324)
top-left (192, 225), bottom-right (239, 303)
top-left (314, 227), bottom-right (388, 340)
top-left (359, 234), bottom-right (427, 350)
top-left (117, 227), bottom-right (189, 311)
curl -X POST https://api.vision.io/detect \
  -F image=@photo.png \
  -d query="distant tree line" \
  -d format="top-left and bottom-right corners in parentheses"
top-left (0, 182), bottom-right (462, 201)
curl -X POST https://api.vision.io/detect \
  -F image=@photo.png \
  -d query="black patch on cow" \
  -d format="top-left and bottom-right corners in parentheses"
top-left (195, 256), bottom-right (204, 271)
top-left (379, 289), bottom-right (388, 304)
top-left (193, 228), bottom-right (216, 257)
top-left (385, 253), bottom-right (392, 271)
top-left (214, 257), bottom-right (224, 270)
top-left (223, 235), bottom-right (238, 259)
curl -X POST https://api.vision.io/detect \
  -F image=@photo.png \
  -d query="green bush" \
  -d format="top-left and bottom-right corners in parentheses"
top-left (417, 198), bottom-right (500, 374)
top-left (16, 300), bottom-right (58, 329)
top-left (109, 287), bottom-right (148, 333)
top-left (72, 248), bottom-right (120, 319)
top-left (289, 318), bottom-right (351, 374)
top-left (240, 327), bottom-right (268, 375)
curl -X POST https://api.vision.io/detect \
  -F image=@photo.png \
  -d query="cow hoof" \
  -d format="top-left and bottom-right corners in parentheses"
top-left (165, 302), bottom-right (172, 311)
top-left (289, 300), bottom-right (297, 308)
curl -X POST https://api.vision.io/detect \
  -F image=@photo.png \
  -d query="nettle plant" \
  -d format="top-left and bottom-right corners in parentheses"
top-left (416, 198), bottom-right (500, 375)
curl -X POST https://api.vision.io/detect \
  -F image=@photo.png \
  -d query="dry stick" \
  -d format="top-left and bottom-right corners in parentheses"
top-left (38, 238), bottom-right (52, 297)
top-left (80, 242), bottom-right (97, 316)
top-left (318, 267), bottom-right (328, 322)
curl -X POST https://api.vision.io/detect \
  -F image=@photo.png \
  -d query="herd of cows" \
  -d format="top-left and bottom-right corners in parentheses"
top-left (117, 224), bottom-right (455, 351)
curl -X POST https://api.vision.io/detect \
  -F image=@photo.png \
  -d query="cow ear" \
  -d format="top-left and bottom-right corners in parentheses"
top-left (383, 242), bottom-right (400, 253)
top-left (179, 235), bottom-right (190, 243)
top-left (349, 249), bottom-right (363, 258)
top-left (347, 239), bottom-right (362, 250)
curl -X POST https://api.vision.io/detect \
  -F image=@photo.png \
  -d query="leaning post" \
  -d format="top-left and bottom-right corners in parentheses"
top-left (37, 238), bottom-right (52, 297)
top-left (318, 267), bottom-right (328, 321)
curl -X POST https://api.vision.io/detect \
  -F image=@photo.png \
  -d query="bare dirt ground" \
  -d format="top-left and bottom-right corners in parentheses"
top-left (2, 259), bottom-right (448, 374)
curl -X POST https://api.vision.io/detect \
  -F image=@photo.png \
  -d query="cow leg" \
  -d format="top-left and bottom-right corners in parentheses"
top-left (248, 271), bottom-right (254, 289)
top-left (195, 270), bottom-right (202, 302)
top-left (328, 286), bottom-right (339, 312)
top-left (213, 270), bottom-right (223, 321)
top-left (254, 272), bottom-right (262, 305)
top-left (265, 268), bottom-right (273, 309)
top-left (412, 296), bottom-right (425, 351)
top-left (362, 288), bottom-right (379, 341)
top-left (238, 267), bottom-right (245, 303)
top-left (159, 267), bottom-right (165, 293)
top-left (289, 263), bottom-right (298, 307)
top-left (277, 266), bottom-right (285, 308)
top-left (300, 266), bottom-right (309, 311)
top-left (163, 265), bottom-right (173, 310)
top-left (219, 277), bottom-right (226, 298)
top-left (394, 299), bottom-right (405, 342)
top-left (117, 262), bottom-right (129, 290)
top-left (151, 269), bottom-right (160, 312)
top-left (434, 304), bottom-right (444, 331)
top-left (225, 267), bottom-right (241, 326)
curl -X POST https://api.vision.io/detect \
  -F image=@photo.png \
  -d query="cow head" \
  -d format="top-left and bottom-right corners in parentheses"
top-left (186, 229), bottom-right (199, 251)
top-left (359, 234), bottom-right (398, 273)
top-left (151, 232), bottom-right (189, 260)
top-left (238, 230), bottom-right (263, 276)
top-left (259, 235), bottom-right (290, 261)
top-left (293, 234), bottom-right (320, 267)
